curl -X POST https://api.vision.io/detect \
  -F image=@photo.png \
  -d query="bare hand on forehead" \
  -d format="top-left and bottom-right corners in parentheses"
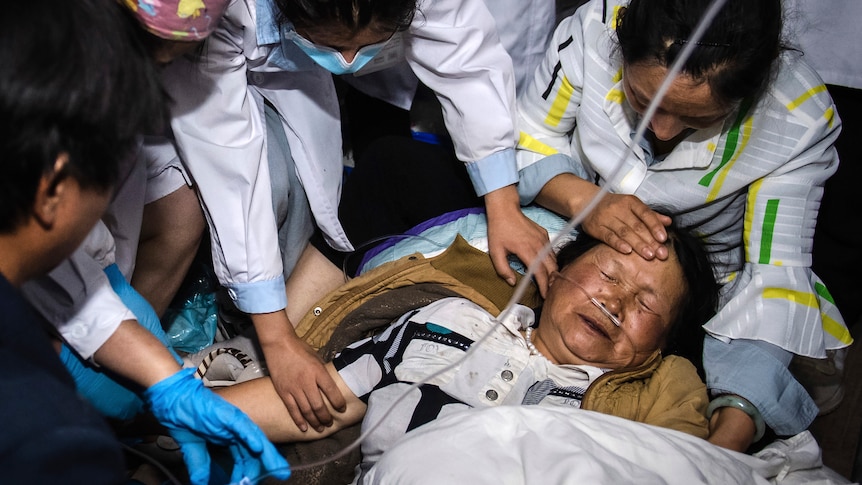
top-left (582, 193), bottom-right (671, 261)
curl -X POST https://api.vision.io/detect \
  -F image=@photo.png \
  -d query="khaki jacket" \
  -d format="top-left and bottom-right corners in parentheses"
top-left (583, 350), bottom-right (709, 439)
top-left (295, 235), bottom-right (541, 359)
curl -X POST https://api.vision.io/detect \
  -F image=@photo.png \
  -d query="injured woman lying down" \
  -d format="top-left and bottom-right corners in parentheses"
top-left (219, 219), bottom-right (720, 481)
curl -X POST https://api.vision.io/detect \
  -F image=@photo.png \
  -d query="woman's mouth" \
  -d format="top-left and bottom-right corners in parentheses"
top-left (580, 314), bottom-right (610, 339)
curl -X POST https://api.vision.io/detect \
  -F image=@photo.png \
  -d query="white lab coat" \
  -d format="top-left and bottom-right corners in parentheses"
top-left (344, 0), bottom-right (556, 104)
top-left (160, 0), bottom-right (520, 314)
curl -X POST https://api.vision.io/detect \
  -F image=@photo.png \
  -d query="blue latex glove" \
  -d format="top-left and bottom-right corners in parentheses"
top-left (144, 368), bottom-right (291, 484)
top-left (60, 343), bottom-right (144, 419)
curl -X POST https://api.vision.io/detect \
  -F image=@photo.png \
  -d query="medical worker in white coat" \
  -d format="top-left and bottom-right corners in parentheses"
top-left (159, 0), bottom-right (555, 433)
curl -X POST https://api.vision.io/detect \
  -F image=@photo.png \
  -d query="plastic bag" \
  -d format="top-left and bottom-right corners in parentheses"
top-left (162, 264), bottom-right (219, 353)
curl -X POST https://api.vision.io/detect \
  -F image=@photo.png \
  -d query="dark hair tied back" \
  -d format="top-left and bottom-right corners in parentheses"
top-left (275, 0), bottom-right (418, 34)
top-left (616, 0), bottom-right (784, 107)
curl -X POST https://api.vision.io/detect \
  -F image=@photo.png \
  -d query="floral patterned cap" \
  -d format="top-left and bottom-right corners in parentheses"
top-left (123, 0), bottom-right (230, 41)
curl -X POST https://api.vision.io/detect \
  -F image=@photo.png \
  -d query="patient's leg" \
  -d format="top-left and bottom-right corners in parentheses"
top-left (285, 244), bottom-right (346, 326)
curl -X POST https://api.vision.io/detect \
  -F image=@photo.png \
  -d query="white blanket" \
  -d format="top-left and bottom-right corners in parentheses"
top-left (361, 407), bottom-right (851, 485)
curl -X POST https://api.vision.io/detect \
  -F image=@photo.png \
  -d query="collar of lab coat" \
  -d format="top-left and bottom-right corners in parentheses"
top-left (255, 0), bottom-right (280, 45)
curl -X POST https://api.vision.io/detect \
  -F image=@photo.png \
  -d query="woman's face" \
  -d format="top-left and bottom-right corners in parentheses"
top-left (533, 243), bottom-right (686, 369)
top-left (622, 62), bottom-right (735, 141)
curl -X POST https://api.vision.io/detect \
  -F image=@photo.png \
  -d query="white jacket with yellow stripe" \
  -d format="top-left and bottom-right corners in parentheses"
top-left (516, 0), bottom-right (851, 357)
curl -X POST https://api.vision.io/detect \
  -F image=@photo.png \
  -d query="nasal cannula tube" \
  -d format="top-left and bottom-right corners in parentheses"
top-left (590, 296), bottom-right (622, 327)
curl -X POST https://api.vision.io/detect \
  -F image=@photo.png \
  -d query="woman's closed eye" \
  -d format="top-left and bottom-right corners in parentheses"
top-left (636, 296), bottom-right (660, 315)
top-left (599, 270), bottom-right (618, 284)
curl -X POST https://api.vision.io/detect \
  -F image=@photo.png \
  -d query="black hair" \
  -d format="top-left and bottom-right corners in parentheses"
top-left (274, 0), bottom-right (418, 35)
top-left (0, 0), bottom-right (166, 233)
top-left (555, 214), bottom-right (719, 374)
top-left (615, 0), bottom-right (784, 107)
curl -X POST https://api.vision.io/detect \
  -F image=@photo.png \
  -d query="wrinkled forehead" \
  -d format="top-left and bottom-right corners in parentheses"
top-left (622, 62), bottom-right (734, 118)
top-left (581, 244), bottom-right (686, 301)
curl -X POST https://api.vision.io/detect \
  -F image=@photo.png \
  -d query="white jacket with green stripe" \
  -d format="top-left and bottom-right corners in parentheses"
top-left (515, 0), bottom-right (850, 357)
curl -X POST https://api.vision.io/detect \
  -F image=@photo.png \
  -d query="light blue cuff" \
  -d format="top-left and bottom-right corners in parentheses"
top-left (226, 277), bottom-right (287, 314)
top-left (255, 5), bottom-right (318, 72)
top-left (465, 148), bottom-right (518, 196)
top-left (703, 335), bottom-right (819, 436)
top-left (256, 0), bottom-right (280, 45)
top-left (517, 153), bottom-right (587, 206)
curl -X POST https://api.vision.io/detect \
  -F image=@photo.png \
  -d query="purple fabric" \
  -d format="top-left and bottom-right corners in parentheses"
top-left (356, 207), bottom-right (486, 275)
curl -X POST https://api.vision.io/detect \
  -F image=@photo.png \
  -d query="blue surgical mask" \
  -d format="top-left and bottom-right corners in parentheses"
top-left (283, 25), bottom-right (389, 75)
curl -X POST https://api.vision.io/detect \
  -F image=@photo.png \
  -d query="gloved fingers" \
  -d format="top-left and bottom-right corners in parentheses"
top-left (205, 400), bottom-right (290, 481)
top-left (221, 417), bottom-right (290, 483)
top-left (257, 440), bottom-right (291, 481)
top-left (229, 443), bottom-right (260, 485)
top-left (212, 407), bottom-right (268, 452)
top-left (172, 430), bottom-right (212, 485)
top-left (148, 369), bottom-right (290, 481)
top-left (228, 443), bottom-right (291, 484)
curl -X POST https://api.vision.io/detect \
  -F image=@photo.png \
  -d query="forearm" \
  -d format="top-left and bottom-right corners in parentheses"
top-left (534, 173), bottom-right (601, 218)
top-left (707, 405), bottom-right (755, 452)
top-left (251, 309), bottom-right (299, 350)
top-left (217, 365), bottom-right (365, 443)
top-left (484, 185), bottom-right (521, 218)
top-left (92, 319), bottom-right (181, 388)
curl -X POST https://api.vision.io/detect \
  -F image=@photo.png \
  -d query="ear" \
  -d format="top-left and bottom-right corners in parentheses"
top-left (548, 270), bottom-right (560, 289)
top-left (32, 153), bottom-right (70, 229)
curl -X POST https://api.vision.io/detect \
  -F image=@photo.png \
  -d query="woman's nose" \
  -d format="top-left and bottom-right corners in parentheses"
top-left (596, 291), bottom-right (623, 323)
top-left (648, 112), bottom-right (686, 141)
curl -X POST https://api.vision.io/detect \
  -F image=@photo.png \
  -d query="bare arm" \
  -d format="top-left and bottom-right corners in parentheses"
top-left (217, 362), bottom-right (366, 443)
top-left (93, 319), bottom-right (182, 387)
top-left (707, 405), bottom-right (756, 452)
